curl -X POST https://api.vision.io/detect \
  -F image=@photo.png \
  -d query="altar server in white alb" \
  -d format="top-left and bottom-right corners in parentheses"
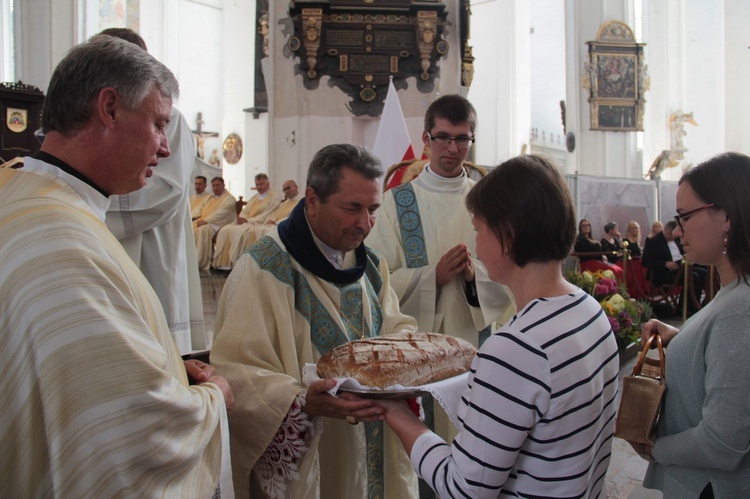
top-left (367, 95), bottom-right (516, 471)
top-left (380, 155), bottom-right (619, 498)
top-left (368, 94), bottom-right (514, 349)
top-left (0, 36), bottom-right (234, 497)
top-left (102, 28), bottom-right (206, 355)
top-left (211, 144), bottom-right (420, 499)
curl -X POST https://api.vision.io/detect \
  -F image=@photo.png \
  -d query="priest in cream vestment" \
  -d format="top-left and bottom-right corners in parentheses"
top-left (212, 145), bottom-right (419, 499)
top-left (194, 176), bottom-right (236, 271)
top-left (0, 37), bottom-right (232, 498)
top-left (223, 179), bottom-right (301, 269)
top-left (191, 175), bottom-right (211, 216)
top-left (212, 173), bottom-right (281, 269)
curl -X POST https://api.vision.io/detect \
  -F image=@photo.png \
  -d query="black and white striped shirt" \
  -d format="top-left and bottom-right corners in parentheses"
top-left (411, 288), bottom-right (619, 498)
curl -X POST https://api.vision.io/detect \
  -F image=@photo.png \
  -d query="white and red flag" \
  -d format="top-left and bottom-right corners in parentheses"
top-left (372, 79), bottom-right (416, 177)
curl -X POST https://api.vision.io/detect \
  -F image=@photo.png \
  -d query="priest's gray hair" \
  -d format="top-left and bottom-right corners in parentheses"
top-left (42, 36), bottom-right (178, 135)
top-left (306, 144), bottom-right (382, 203)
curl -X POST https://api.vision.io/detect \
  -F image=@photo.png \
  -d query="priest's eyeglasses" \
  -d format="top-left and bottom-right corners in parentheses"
top-left (674, 203), bottom-right (716, 231)
top-left (426, 131), bottom-right (475, 148)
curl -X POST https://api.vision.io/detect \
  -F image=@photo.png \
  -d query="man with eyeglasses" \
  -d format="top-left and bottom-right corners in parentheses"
top-left (368, 95), bottom-right (515, 470)
top-left (642, 220), bottom-right (707, 311)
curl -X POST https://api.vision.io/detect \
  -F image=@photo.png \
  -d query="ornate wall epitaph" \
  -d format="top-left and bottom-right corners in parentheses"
top-left (582, 21), bottom-right (649, 132)
top-left (287, 0), bottom-right (449, 116)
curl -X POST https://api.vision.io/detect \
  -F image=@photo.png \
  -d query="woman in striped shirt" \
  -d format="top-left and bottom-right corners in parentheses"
top-left (380, 154), bottom-right (620, 498)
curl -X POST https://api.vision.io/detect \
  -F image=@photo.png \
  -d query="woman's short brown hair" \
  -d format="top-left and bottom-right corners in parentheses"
top-left (466, 154), bottom-right (576, 267)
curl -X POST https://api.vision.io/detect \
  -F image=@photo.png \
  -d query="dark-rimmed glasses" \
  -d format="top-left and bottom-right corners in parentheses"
top-left (674, 203), bottom-right (716, 231)
top-left (426, 131), bottom-right (475, 149)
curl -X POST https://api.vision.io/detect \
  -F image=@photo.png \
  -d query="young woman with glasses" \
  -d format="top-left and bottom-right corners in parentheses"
top-left (627, 152), bottom-right (750, 498)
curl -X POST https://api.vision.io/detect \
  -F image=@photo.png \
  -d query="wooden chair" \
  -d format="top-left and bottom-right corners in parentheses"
top-left (632, 262), bottom-right (685, 317)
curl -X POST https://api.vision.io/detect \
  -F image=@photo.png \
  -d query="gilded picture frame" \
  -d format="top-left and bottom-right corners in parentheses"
top-left (583, 21), bottom-right (649, 132)
top-left (222, 133), bottom-right (243, 165)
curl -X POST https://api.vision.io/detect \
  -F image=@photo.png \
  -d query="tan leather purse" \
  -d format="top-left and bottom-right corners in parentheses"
top-left (614, 333), bottom-right (666, 446)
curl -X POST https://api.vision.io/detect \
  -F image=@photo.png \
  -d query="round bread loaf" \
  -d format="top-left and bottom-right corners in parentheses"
top-left (317, 332), bottom-right (477, 388)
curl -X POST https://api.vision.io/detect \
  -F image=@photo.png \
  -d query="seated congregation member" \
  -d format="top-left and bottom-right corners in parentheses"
top-left (629, 152), bottom-right (750, 497)
top-left (642, 220), bottom-right (706, 307)
top-left (212, 172), bottom-right (281, 269)
top-left (191, 175), bottom-right (210, 217)
top-left (647, 220), bottom-right (664, 239)
top-left (623, 220), bottom-right (642, 257)
top-left (378, 155), bottom-right (619, 498)
top-left (574, 218), bottom-right (623, 279)
top-left (193, 176), bottom-right (236, 272)
top-left (232, 179), bottom-right (302, 263)
top-left (211, 144), bottom-right (420, 498)
top-left (600, 220), bottom-right (623, 264)
top-left (0, 36), bottom-right (233, 497)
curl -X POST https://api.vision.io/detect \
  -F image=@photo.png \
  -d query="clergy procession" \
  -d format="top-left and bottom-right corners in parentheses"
top-left (2, 6), bottom-right (750, 499)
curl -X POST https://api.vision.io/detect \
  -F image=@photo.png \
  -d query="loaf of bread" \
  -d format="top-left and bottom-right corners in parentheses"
top-left (317, 332), bottom-right (477, 388)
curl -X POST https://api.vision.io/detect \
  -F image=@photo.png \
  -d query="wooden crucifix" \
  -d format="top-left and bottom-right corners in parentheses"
top-left (191, 112), bottom-right (219, 160)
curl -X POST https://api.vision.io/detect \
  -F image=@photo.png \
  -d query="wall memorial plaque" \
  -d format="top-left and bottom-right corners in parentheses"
top-left (287, 0), bottom-right (450, 116)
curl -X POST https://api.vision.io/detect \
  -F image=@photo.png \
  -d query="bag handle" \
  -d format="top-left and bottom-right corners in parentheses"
top-left (632, 333), bottom-right (666, 379)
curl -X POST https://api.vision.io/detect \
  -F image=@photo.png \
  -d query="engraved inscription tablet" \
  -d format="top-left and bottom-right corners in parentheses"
top-left (287, 0), bottom-right (449, 115)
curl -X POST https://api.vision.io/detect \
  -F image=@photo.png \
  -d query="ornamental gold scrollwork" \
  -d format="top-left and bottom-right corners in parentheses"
top-left (416, 11), bottom-right (438, 80)
top-left (301, 8), bottom-right (323, 78)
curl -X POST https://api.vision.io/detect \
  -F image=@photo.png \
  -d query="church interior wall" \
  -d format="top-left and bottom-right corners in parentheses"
top-left (220, 0), bottom-right (254, 198)
top-left (529, 0), bottom-right (566, 150)
top-left (167, 0), bottom-right (224, 160)
top-left (724, 0), bottom-right (750, 154)
top-left (468, 0), bottom-right (531, 167)
top-left (640, 0), bottom-right (671, 180)
top-left (266, 0), bottom-right (467, 196)
top-left (682, 0), bottom-right (725, 168)
top-left (4, 0), bottom-right (749, 193)
top-left (567, 0), bottom-right (638, 179)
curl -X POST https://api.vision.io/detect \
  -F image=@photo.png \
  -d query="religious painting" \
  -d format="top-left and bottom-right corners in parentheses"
top-left (596, 54), bottom-right (636, 99)
top-left (594, 102), bottom-right (637, 130)
top-left (222, 133), bottom-right (243, 165)
top-left (582, 21), bottom-right (649, 132)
